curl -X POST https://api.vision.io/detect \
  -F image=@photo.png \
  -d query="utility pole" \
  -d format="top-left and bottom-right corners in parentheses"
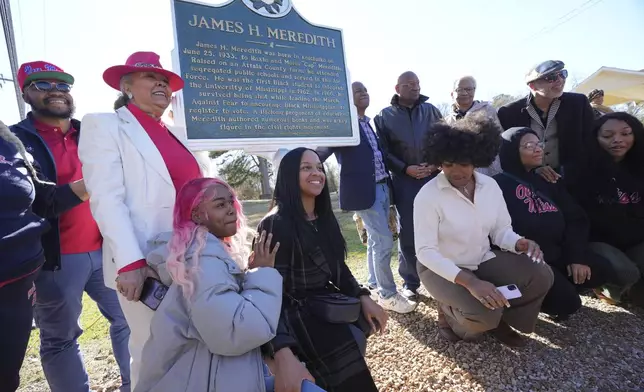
top-left (1, 0), bottom-right (25, 119)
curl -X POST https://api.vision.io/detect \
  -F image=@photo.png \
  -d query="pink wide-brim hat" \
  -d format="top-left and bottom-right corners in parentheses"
top-left (103, 51), bottom-right (184, 92)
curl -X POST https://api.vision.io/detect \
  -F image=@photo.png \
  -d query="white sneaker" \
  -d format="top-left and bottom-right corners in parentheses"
top-left (401, 288), bottom-right (418, 300)
top-left (379, 293), bottom-right (417, 314)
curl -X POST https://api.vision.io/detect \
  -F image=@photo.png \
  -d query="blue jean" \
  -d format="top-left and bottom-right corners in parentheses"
top-left (392, 173), bottom-right (432, 291)
top-left (34, 250), bottom-right (131, 392)
top-left (356, 183), bottom-right (396, 299)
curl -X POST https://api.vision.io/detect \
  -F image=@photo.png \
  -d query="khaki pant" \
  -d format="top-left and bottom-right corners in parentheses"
top-left (418, 250), bottom-right (554, 340)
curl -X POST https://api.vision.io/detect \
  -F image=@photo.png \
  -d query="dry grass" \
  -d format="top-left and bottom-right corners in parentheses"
top-left (18, 196), bottom-right (644, 391)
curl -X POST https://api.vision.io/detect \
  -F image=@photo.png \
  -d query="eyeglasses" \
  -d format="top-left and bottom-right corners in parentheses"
top-left (455, 87), bottom-right (476, 94)
top-left (28, 81), bottom-right (73, 93)
top-left (520, 141), bottom-right (545, 151)
top-left (539, 70), bottom-right (568, 83)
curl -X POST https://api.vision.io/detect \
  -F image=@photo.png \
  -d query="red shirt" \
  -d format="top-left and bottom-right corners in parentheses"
top-left (35, 121), bottom-right (103, 254)
top-left (127, 104), bottom-right (202, 195)
top-left (120, 104), bottom-right (202, 273)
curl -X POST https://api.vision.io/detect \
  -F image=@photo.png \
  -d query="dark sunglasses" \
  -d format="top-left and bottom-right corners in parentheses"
top-left (28, 81), bottom-right (73, 93)
top-left (540, 70), bottom-right (568, 83)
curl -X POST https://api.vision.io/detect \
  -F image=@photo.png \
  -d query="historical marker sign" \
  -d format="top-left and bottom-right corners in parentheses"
top-left (170, 0), bottom-right (358, 152)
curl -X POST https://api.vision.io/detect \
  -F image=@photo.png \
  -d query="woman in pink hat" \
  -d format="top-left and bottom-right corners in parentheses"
top-left (78, 51), bottom-right (207, 387)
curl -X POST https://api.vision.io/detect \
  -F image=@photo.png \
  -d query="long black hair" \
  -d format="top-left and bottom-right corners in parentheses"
top-left (590, 112), bottom-right (644, 177)
top-left (272, 147), bottom-right (347, 259)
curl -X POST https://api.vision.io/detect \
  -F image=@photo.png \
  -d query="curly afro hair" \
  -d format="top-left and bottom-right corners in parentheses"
top-left (422, 114), bottom-right (502, 168)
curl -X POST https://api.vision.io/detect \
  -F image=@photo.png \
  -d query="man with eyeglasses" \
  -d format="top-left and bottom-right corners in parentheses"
top-left (498, 60), bottom-right (595, 182)
top-left (10, 62), bottom-right (131, 392)
top-left (445, 76), bottom-right (502, 176)
top-left (374, 71), bottom-right (443, 300)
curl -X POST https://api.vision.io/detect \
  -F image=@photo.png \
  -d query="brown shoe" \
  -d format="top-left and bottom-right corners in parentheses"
top-left (490, 321), bottom-right (527, 347)
top-left (436, 307), bottom-right (462, 343)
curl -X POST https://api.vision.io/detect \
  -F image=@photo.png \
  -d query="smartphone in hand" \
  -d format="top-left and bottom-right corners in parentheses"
top-left (140, 277), bottom-right (169, 311)
top-left (497, 284), bottom-right (522, 300)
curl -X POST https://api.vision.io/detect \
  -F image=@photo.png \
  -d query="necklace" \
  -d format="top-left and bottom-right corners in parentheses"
top-left (459, 179), bottom-right (474, 198)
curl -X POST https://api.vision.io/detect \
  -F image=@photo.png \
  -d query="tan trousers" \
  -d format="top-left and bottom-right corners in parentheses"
top-left (418, 250), bottom-right (554, 340)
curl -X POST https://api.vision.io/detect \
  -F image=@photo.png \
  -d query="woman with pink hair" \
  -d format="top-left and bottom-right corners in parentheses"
top-left (133, 177), bottom-right (282, 392)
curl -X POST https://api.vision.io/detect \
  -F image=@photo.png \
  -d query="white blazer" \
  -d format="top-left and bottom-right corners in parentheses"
top-left (78, 106), bottom-right (208, 289)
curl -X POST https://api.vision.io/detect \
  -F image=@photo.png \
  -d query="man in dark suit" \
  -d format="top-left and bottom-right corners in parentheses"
top-left (318, 81), bottom-right (417, 314)
top-left (497, 60), bottom-right (595, 182)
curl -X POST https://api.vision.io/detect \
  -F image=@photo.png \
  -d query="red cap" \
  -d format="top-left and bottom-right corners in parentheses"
top-left (103, 51), bottom-right (184, 92)
top-left (17, 61), bottom-right (74, 91)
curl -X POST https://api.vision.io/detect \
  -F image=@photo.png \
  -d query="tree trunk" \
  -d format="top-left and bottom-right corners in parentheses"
top-left (258, 157), bottom-right (272, 199)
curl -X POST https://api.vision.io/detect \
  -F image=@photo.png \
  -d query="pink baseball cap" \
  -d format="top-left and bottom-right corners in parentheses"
top-left (103, 51), bottom-right (184, 92)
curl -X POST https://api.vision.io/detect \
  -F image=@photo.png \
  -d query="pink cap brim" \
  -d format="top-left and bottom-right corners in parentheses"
top-left (103, 65), bottom-right (184, 92)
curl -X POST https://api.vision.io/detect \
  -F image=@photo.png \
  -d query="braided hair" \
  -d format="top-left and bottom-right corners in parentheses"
top-left (0, 120), bottom-right (52, 185)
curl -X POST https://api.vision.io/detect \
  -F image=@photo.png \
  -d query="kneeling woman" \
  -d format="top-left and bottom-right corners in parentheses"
top-left (414, 116), bottom-right (554, 347)
top-left (494, 127), bottom-right (617, 321)
top-left (134, 178), bottom-right (283, 392)
top-left (566, 112), bottom-right (644, 305)
top-left (258, 148), bottom-right (387, 392)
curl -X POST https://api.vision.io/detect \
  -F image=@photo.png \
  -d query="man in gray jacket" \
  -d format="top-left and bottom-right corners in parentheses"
top-left (374, 71), bottom-right (443, 300)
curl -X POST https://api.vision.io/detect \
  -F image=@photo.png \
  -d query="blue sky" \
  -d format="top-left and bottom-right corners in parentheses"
top-left (1, 0), bottom-right (644, 127)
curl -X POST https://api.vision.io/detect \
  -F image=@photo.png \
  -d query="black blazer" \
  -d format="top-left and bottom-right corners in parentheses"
top-left (318, 120), bottom-right (393, 211)
top-left (497, 92), bottom-right (595, 171)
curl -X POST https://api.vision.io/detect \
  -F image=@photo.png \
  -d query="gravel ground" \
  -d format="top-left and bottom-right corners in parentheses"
top-left (365, 288), bottom-right (644, 392)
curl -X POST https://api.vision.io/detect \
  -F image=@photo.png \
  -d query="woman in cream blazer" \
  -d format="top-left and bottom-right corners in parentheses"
top-left (78, 51), bottom-right (208, 388)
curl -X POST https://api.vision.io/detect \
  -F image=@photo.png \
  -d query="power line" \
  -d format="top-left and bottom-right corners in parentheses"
top-left (16, 0), bottom-right (25, 50)
top-left (42, 0), bottom-right (46, 57)
top-left (519, 0), bottom-right (604, 44)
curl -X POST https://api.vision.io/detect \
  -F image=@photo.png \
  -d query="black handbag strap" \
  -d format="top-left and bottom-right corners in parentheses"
top-left (306, 244), bottom-right (342, 292)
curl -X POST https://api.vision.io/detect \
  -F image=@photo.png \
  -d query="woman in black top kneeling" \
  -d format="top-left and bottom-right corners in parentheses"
top-left (494, 127), bottom-right (618, 320)
top-left (258, 148), bottom-right (387, 392)
top-left (566, 112), bottom-right (644, 305)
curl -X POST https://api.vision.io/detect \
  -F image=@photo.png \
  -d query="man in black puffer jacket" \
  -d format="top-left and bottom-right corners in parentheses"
top-left (374, 71), bottom-right (443, 300)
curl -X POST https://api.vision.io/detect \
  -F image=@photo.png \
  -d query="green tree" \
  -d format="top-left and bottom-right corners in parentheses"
top-left (209, 150), bottom-right (273, 199)
top-left (491, 93), bottom-right (523, 109)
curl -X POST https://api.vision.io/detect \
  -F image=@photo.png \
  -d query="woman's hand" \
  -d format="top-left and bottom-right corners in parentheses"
top-left (535, 166), bottom-right (561, 183)
top-left (116, 266), bottom-right (159, 301)
top-left (465, 279), bottom-right (510, 310)
top-left (360, 295), bottom-right (388, 334)
top-left (69, 179), bottom-right (89, 201)
top-left (567, 263), bottom-right (591, 284)
top-left (249, 231), bottom-right (280, 268)
top-left (515, 239), bottom-right (545, 264)
top-left (274, 348), bottom-right (315, 392)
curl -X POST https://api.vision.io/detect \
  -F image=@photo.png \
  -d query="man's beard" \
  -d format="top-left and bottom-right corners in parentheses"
top-left (31, 98), bottom-right (75, 119)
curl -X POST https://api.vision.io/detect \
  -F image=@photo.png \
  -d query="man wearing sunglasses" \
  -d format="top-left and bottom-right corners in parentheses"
top-left (10, 61), bottom-right (131, 392)
top-left (497, 60), bottom-right (595, 183)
